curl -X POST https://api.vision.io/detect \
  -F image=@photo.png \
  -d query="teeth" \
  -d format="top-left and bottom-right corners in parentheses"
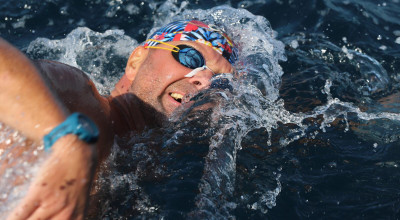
top-left (170, 93), bottom-right (183, 102)
top-left (171, 93), bottom-right (183, 99)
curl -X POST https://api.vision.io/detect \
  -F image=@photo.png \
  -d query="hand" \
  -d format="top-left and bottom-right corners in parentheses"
top-left (7, 135), bottom-right (97, 220)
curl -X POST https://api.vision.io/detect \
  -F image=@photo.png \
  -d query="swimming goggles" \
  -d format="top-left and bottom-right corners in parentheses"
top-left (145, 39), bottom-right (215, 78)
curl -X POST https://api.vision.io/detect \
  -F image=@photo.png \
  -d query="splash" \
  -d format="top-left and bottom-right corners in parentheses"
top-left (0, 124), bottom-right (46, 218)
top-left (3, 2), bottom-right (399, 219)
top-left (167, 5), bottom-right (287, 218)
top-left (26, 27), bottom-right (138, 95)
top-left (154, 4), bottom-right (400, 218)
top-left (90, 140), bottom-right (159, 218)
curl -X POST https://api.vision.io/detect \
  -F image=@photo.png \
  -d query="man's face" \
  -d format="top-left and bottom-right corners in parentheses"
top-left (128, 41), bottom-right (233, 117)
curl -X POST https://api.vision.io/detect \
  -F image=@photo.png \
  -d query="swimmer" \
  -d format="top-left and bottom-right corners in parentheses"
top-left (0, 20), bottom-right (238, 219)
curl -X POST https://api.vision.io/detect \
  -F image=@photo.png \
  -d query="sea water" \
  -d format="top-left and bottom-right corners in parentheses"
top-left (1, 0), bottom-right (400, 219)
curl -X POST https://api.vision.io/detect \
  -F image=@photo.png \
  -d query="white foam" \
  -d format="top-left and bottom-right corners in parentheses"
top-left (290, 40), bottom-right (299, 49)
top-left (125, 3), bottom-right (140, 15)
top-left (26, 27), bottom-right (138, 95)
top-left (11, 15), bottom-right (32, 29)
top-left (0, 124), bottom-right (47, 218)
top-left (341, 46), bottom-right (353, 60)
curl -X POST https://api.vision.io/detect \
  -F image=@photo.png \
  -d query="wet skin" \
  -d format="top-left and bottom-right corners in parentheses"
top-left (0, 38), bottom-right (233, 219)
top-left (112, 41), bottom-right (233, 119)
top-left (26, 41), bottom-right (234, 161)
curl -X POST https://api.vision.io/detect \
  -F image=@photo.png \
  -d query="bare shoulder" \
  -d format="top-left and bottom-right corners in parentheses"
top-left (32, 59), bottom-right (111, 118)
top-left (33, 60), bottom-right (94, 97)
top-left (32, 60), bottom-right (107, 111)
top-left (33, 60), bottom-right (114, 159)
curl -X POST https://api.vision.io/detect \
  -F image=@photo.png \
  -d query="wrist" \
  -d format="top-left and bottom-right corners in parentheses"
top-left (51, 134), bottom-right (97, 164)
top-left (43, 112), bottom-right (99, 151)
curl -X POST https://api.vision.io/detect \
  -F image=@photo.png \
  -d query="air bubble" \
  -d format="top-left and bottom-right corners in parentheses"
top-left (379, 45), bottom-right (387, 50)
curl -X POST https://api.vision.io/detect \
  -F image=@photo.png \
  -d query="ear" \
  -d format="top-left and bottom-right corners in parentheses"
top-left (125, 46), bottom-right (148, 81)
top-left (111, 46), bottom-right (149, 97)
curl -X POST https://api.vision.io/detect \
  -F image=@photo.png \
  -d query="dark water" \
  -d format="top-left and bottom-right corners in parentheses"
top-left (1, 0), bottom-right (400, 219)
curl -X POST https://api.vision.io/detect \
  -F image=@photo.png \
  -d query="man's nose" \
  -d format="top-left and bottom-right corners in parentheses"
top-left (187, 68), bottom-right (213, 90)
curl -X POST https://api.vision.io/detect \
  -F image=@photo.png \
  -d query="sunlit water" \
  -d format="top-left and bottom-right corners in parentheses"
top-left (1, 0), bottom-right (400, 219)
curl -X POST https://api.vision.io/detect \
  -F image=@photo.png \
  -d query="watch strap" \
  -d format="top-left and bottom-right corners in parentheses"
top-left (43, 113), bottom-right (99, 151)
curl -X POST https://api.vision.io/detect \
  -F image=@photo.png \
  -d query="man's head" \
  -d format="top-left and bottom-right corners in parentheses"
top-left (112, 20), bottom-right (238, 117)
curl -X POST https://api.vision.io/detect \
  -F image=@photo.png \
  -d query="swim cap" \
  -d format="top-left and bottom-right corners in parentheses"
top-left (143, 20), bottom-right (238, 65)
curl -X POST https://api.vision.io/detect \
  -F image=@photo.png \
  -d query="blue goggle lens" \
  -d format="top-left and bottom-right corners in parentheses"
top-left (172, 45), bottom-right (205, 69)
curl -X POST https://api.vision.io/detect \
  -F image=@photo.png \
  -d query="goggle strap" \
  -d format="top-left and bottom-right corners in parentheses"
top-left (145, 39), bottom-right (180, 52)
top-left (204, 65), bottom-right (216, 75)
top-left (184, 65), bottom-right (215, 78)
top-left (184, 66), bottom-right (205, 78)
top-left (145, 45), bottom-right (179, 53)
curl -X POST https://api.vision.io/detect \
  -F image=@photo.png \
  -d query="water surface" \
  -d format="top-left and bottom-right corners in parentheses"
top-left (1, 0), bottom-right (400, 219)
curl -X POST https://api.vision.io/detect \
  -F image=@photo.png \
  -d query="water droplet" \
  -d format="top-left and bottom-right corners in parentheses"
top-left (290, 40), bottom-right (298, 49)
top-left (328, 161), bottom-right (337, 168)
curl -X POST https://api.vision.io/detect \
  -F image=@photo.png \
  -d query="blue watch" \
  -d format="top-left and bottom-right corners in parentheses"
top-left (43, 113), bottom-right (99, 151)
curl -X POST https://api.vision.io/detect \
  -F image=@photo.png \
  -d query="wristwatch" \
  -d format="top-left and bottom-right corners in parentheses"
top-left (43, 112), bottom-right (99, 150)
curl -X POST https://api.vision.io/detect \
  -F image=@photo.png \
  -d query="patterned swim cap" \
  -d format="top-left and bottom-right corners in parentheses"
top-left (143, 20), bottom-right (239, 65)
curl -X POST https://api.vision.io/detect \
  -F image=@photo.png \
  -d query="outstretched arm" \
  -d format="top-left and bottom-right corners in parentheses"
top-left (0, 38), bottom-right (67, 139)
top-left (0, 38), bottom-right (97, 219)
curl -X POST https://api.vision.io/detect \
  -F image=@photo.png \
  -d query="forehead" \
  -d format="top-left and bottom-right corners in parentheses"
top-left (148, 40), bottom-right (233, 74)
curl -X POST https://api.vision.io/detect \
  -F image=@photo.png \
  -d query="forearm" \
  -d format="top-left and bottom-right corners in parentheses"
top-left (0, 38), bottom-right (66, 143)
top-left (0, 39), bottom-right (98, 220)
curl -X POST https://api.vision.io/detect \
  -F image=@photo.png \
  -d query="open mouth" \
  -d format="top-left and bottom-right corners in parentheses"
top-left (170, 92), bottom-right (183, 103)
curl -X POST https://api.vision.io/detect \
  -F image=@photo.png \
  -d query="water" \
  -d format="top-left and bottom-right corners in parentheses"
top-left (1, 0), bottom-right (400, 219)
